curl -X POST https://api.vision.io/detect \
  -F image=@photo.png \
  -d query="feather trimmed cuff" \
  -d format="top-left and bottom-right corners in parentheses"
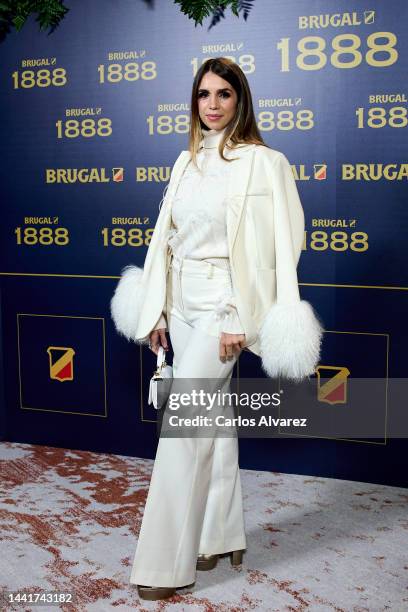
top-left (110, 265), bottom-right (149, 345)
top-left (258, 299), bottom-right (324, 381)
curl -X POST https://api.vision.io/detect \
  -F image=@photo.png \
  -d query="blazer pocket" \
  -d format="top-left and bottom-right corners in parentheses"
top-left (254, 267), bottom-right (276, 320)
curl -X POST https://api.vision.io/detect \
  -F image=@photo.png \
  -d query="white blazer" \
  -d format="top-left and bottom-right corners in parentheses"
top-left (111, 142), bottom-right (324, 381)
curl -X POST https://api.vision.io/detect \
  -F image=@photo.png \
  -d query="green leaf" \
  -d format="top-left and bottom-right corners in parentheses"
top-left (13, 14), bottom-right (26, 30)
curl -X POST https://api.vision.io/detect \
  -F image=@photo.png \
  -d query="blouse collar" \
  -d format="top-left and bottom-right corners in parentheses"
top-left (199, 126), bottom-right (228, 150)
top-left (197, 125), bottom-right (253, 154)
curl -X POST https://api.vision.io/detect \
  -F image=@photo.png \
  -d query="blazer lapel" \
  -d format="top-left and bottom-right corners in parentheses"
top-left (224, 144), bottom-right (256, 255)
top-left (155, 151), bottom-right (190, 244)
top-left (165, 151), bottom-right (190, 203)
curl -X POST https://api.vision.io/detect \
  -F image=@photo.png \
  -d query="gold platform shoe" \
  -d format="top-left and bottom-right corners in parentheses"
top-left (196, 549), bottom-right (244, 571)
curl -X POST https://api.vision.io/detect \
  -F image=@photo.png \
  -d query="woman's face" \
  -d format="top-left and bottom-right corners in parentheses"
top-left (197, 70), bottom-right (238, 131)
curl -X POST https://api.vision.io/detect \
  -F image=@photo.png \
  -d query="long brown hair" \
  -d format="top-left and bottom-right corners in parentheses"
top-left (189, 57), bottom-right (268, 167)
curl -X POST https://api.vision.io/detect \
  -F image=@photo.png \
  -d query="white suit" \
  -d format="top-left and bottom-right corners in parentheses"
top-left (111, 142), bottom-right (324, 381)
top-left (110, 141), bottom-right (324, 589)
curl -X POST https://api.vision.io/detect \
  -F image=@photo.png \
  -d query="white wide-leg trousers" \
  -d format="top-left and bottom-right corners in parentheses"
top-left (129, 256), bottom-right (247, 588)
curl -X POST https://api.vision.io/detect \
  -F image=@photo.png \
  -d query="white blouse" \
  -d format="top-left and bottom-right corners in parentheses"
top-left (168, 127), bottom-right (231, 261)
top-left (153, 126), bottom-right (245, 335)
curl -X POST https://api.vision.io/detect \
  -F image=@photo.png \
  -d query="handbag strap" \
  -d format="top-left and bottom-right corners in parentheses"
top-left (156, 345), bottom-right (166, 369)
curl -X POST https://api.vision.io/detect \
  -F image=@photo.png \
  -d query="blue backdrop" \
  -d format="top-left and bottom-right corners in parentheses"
top-left (0, 0), bottom-right (407, 486)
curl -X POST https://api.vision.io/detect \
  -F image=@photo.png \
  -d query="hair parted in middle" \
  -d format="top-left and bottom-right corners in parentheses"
top-left (189, 57), bottom-right (269, 168)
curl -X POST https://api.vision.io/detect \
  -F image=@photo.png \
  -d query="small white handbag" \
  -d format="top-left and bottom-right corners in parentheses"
top-left (147, 346), bottom-right (173, 410)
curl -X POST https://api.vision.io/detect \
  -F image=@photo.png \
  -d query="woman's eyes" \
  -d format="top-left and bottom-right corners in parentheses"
top-left (198, 91), bottom-right (230, 99)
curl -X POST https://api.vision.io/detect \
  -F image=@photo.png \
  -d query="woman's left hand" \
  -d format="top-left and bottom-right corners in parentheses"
top-left (219, 332), bottom-right (246, 361)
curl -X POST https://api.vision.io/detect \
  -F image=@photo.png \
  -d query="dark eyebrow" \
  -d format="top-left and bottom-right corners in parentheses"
top-left (198, 87), bottom-right (232, 93)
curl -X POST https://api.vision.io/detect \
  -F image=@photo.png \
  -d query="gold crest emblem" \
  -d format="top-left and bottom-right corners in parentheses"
top-left (316, 365), bottom-right (350, 405)
top-left (46, 346), bottom-right (76, 382)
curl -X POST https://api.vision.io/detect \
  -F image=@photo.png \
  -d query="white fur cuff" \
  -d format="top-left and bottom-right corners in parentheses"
top-left (110, 265), bottom-right (148, 344)
top-left (259, 299), bottom-right (324, 381)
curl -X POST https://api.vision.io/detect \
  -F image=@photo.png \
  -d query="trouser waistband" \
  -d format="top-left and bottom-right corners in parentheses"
top-left (169, 253), bottom-right (231, 275)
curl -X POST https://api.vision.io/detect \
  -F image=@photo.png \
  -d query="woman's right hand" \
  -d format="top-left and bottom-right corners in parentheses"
top-left (149, 328), bottom-right (169, 355)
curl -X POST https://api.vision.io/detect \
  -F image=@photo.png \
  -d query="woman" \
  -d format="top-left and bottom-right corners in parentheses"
top-left (111, 57), bottom-right (323, 601)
